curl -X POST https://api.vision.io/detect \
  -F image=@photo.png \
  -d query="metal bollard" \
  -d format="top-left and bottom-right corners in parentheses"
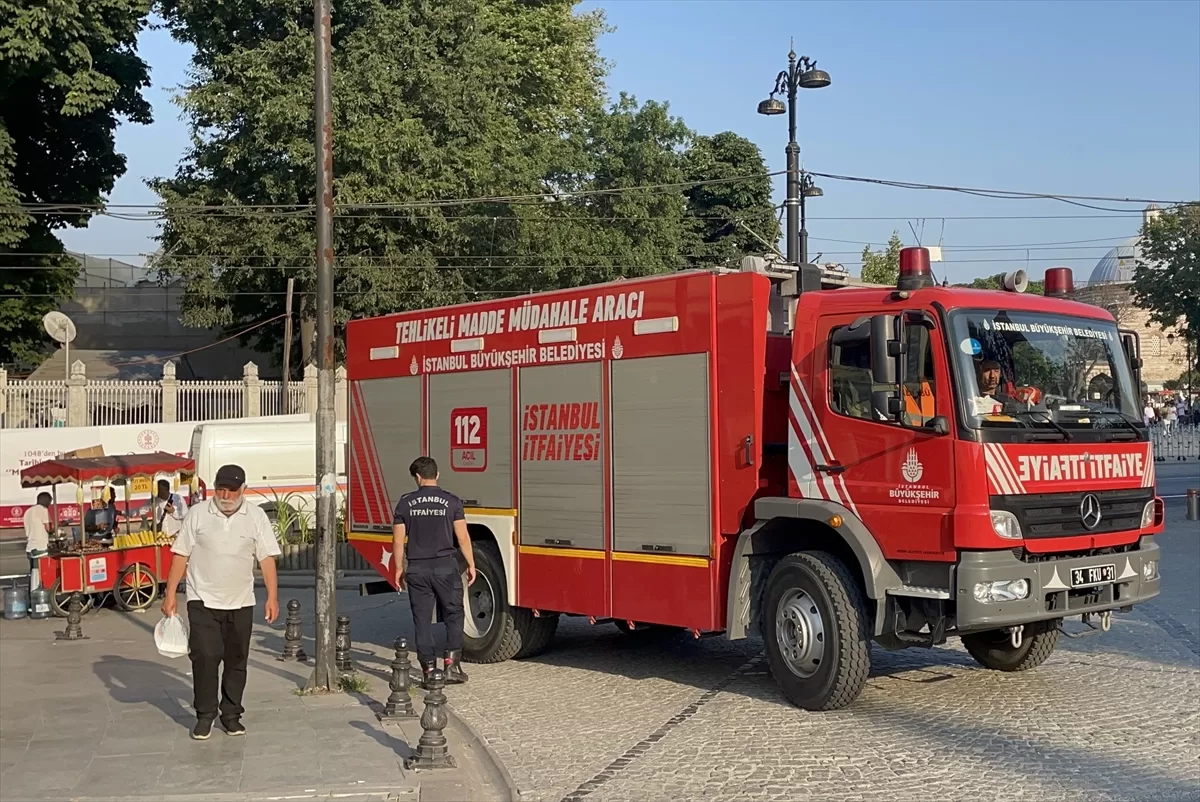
top-left (58, 593), bottom-right (88, 640)
top-left (1188, 489), bottom-right (1199, 521)
top-left (280, 599), bottom-right (307, 662)
top-left (379, 637), bottom-right (417, 719)
top-left (405, 668), bottom-right (455, 769)
top-left (335, 615), bottom-right (353, 672)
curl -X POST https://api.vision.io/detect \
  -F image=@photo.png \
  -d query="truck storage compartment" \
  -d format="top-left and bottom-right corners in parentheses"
top-left (350, 376), bottom-right (422, 532)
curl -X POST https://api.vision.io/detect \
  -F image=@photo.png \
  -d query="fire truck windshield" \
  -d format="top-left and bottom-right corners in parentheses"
top-left (947, 309), bottom-right (1141, 433)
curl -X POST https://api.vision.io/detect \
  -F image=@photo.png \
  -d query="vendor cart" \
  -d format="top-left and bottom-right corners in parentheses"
top-left (20, 452), bottom-right (197, 616)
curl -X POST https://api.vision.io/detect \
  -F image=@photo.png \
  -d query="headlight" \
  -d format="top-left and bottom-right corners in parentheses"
top-left (1142, 560), bottom-right (1158, 580)
top-left (973, 578), bottom-right (1030, 603)
top-left (1140, 500), bottom-right (1155, 529)
top-left (990, 510), bottom-right (1022, 540)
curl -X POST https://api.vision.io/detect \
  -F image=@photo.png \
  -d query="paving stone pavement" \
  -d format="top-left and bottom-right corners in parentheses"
top-left (0, 600), bottom-right (505, 802)
top-left (341, 495), bottom-right (1200, 802)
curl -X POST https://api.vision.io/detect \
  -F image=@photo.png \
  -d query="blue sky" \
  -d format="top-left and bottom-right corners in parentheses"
top-left (61, 0), bottom-right (1200, 285)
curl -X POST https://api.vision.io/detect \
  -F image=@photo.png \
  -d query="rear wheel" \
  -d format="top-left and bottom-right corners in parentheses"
top-left (762, 551), bottom-right (871, 711)
top-left (961, 620), bottom-right (1060, 672)
top-left (461, 540), bottom-right (558, 663)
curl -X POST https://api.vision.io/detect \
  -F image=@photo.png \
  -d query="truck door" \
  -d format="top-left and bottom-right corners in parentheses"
top-left (814, 311), bottom-right (956, 560)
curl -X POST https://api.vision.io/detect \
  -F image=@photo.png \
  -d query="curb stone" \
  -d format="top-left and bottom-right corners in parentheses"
top-left (444, 700), bottom-right (522, 802)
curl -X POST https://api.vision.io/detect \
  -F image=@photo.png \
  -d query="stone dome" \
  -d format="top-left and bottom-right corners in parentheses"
top-left (1087, 204), bottom-right (1161, 285)
top-left (1089, 235), bottom-right (1140, 284)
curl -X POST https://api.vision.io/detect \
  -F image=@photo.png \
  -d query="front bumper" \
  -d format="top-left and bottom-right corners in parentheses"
top-left (955, 536), bottom-right (1160, 633)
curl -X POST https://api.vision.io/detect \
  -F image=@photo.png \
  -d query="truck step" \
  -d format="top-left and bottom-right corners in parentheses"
top-left (888, 585), bottom-right (951, 600)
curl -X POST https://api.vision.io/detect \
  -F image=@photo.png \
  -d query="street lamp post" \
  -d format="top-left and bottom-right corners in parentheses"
top-left (758, 45), bottom-right (830, 266)
top-left (799, 173), bottom-right (823, 266)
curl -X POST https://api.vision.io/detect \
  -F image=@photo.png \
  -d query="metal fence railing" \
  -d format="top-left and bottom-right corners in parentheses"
top-left (1151, 422), bottom-right (1200, 461)
top-left (0, 361), bottom-right (346, 428)
top-left (0, 380), bottom-right (67, 428)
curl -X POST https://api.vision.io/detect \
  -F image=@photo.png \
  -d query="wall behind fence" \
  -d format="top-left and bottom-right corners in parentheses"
top-left (0, 361), bottom-right (347, 429)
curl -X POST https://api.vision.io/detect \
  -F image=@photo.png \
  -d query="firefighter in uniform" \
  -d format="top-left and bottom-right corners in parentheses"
top-left (392, 456), bottom-right (477, 687)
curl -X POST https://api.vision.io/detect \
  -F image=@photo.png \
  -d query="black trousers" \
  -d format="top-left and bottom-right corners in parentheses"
top-left (187, 601), bottom-right (254, 724)
top-left (407, 557), bottom-right (465, 665)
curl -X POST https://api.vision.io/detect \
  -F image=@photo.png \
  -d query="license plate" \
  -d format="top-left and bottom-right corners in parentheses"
top-left (1070, 564), bottom-right (1115, 587)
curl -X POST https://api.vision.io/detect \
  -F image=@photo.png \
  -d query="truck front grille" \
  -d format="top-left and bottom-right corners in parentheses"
top-left (992, 488), bottom-right (1152, 540)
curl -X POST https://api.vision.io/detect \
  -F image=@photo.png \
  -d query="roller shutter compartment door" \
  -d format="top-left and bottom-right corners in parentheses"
top-left (518, 362), bottom-right (605, 551)
top-left (427, 369), bottom-right (513, 509)
top-left (611, 353), bottom-right (712, 557)
top-left (354, 377), bottom-right (422, 529)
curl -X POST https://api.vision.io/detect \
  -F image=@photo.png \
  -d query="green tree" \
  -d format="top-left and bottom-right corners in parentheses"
top-left (155, 0), bottom-right (676, 370)
top-left (1132, 204), bottom-right (1200, 369)
top-left (0, 0), bottom-right (152, 365)
top-left (859, 231), bottom-right (903, 285)
top-left (681, 131), bottom-right (779, 267)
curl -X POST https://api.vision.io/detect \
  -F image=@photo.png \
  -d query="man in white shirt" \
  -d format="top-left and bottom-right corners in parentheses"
top-left (161, 464), bottom-right (280, 741)
top-left (153, 479), bottom-right (188, 536)
top-left (23, 493), bottom-right (52, 590)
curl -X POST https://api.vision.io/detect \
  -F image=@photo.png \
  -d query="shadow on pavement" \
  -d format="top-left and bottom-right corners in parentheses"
top-left (92, 654), bottom-right (193, 728)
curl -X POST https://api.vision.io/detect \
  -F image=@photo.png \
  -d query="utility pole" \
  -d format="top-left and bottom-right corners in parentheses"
top-left (282, 277), bottom-right (295, 412)
top-left (308, 0), bottom-right (337, 691)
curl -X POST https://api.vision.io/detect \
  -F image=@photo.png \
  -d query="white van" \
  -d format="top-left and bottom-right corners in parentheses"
top-left (188, 419), bottom-right (348, 532)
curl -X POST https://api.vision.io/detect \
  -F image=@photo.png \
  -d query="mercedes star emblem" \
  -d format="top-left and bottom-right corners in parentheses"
top-left (1079, 493), bottom-right (1103, 530)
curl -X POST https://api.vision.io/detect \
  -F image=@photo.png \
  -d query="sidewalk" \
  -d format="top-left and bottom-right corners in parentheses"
top-left (0, 602), bottom-right (510, 802)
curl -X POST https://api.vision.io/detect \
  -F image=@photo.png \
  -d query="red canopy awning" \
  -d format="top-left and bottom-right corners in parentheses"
top-left (20, 452), bottom-right (196, 488)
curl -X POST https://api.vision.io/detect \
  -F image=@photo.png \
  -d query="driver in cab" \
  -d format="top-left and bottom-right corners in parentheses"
top-left (972, 359), bottom-right (1013, 416)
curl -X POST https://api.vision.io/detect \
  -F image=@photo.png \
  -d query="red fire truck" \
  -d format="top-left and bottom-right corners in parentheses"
top-left (346, 249), bottom-right (1163, 710)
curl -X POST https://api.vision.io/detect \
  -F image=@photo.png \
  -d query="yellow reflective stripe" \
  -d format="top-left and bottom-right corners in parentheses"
top-left (612, 552), bottom-right (709, 568)
top-left (518, 545), bottom-right (604, 560)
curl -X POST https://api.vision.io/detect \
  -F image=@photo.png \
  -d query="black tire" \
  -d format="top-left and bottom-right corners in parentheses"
top-left (762, 551), bottom-right (871, 711)
top-left (961, 620), bottom-right (1060, 672)
top-left (461, 540), bottom-right (558, 663)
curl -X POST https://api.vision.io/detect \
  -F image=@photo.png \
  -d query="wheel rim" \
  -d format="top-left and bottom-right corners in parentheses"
top-left (118, 565), bottom-right (156, 610)
top-left (776, 588), bottom-right (826, 679)
top-left (463, 570), bottom-right (496, 639)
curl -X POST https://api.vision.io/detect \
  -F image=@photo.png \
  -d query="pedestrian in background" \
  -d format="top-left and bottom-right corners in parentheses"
top-left (23, 492), bottom-right (52, 591)
top-left (162, 464), bottom-right (280, 740)
top-left (392, 456), bottom-right (476, 688)
top-left (153, 479), bottom-right (189, 536)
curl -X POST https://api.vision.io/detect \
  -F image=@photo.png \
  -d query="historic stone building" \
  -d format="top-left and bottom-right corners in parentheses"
top-left (1072, 205), bottom-right (1189, 396)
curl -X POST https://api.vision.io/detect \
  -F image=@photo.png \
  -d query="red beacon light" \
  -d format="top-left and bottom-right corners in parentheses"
top-left (1043, 266), bottom-right (1075, 298)
top-left (897, 246), bottom-right (934, 291)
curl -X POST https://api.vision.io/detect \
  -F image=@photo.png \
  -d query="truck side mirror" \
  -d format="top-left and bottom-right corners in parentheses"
top-left (1120, 329), bottom-right (1143, 399)
top-left (870, 313), bottom-right (907, 421)
top-left (870, 314), bottom-right (897, 385)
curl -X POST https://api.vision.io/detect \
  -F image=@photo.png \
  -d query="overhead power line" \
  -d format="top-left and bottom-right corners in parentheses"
top-left (4, 170), bottom-right (1193, 220)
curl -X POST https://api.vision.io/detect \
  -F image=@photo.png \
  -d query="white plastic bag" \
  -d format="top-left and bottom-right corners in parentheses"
top-left (154, 613), bottom-right (189, 659)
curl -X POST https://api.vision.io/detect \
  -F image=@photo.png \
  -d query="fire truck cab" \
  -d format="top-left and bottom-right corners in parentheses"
top-left (345, 249), bottom-right (1163, 711)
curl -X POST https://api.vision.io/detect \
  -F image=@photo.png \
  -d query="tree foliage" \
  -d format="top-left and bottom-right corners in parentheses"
top-left (1132, 204), bottom-right (1200, 356)
top-left (858, 231), bottom-right (904, 285)
top-left (153, 0), bottom-right (775, 370)
top-left (681, 131), bottom-right (779, 267)
top-left (0, 0), bottom-right (152, 365)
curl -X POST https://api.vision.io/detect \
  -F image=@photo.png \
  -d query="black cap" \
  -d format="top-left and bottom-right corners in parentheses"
top-left (214, 464), bottom-right (246, 490)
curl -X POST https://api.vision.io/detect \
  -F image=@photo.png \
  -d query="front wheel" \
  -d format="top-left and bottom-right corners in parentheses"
top-left (961, 620), bottom-right (1060, 672)
top-left (763, 551), bottom-right (872, 711)
top-left (461, 540), bottom-right (558, 663)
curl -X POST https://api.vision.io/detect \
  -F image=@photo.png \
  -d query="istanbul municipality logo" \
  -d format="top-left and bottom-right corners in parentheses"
top-left (901, 448), bottom-right (924, 483)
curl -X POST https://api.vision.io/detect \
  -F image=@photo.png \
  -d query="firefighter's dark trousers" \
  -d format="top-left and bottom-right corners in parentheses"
top-left (406, 555), bottom-right (465, 665)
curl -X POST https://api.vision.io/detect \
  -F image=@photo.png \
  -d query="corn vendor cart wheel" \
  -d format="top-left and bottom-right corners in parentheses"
top-left (115, 564), bottom-right (159, 612)
top-left (49, 578), bottom-right (95, 618)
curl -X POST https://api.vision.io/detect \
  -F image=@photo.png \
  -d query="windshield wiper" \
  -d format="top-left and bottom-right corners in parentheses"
top-left (1008, 409), bottom-right (1072, 440)
top-left (1090, 410), bottom-right (1142, 438)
